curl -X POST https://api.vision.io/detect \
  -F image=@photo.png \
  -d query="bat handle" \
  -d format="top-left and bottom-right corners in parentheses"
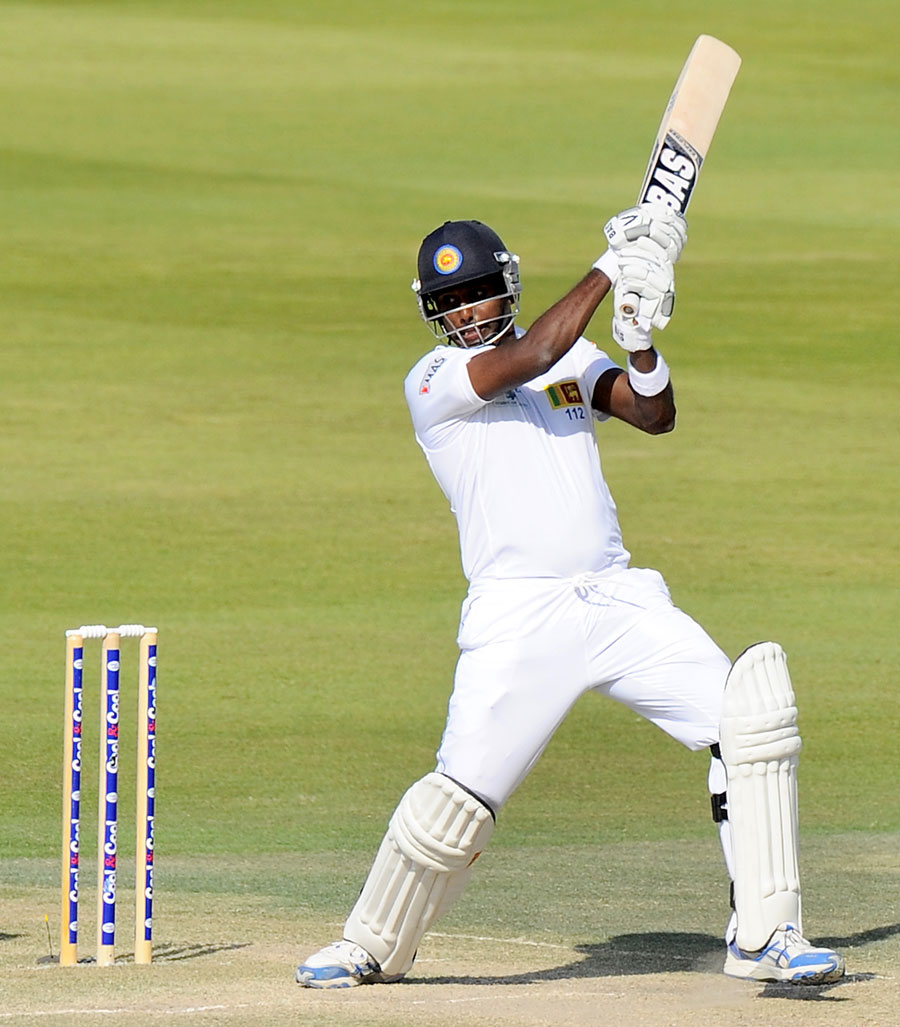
top-left (618, 292), bottom-right (640, 319)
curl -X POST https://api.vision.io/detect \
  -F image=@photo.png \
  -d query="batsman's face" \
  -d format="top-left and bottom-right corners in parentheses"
top-left (434, 280), bottom-right (510, 348)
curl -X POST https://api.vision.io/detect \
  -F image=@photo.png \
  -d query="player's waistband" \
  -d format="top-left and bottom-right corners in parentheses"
top-left (467, 566), bottom-right (629, 594)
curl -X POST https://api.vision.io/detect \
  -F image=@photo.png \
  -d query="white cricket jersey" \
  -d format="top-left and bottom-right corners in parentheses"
top-left (404, 334), bottom-right (631, 584)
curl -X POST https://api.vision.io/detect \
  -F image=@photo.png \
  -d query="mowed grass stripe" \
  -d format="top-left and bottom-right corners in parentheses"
top-left (0, 0), bottom-right (896, 883)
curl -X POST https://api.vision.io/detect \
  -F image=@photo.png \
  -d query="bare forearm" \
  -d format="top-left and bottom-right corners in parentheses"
top-left (594, 351), bottom-right (676, 434)
top-left (629, 373), bottom-right (676, 434)
top-left (628, 348), bottom-right (660, 374)
top-left (468, 269), bottom-right (612, 400)
top-left (523, 269), bottom-right (612, 370)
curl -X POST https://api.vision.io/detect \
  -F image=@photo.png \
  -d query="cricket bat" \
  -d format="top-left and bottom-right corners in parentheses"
top-left (618, 35), bottom-right (741, 319)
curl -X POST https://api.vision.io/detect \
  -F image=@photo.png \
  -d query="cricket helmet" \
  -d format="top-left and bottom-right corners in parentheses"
top-left (411, 220), bottom-right (521, 346)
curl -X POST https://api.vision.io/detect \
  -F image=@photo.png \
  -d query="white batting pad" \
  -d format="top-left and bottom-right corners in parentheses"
top-left (720, 642), bottom-right (802, 951)
top-left (344, 773), bottom-right (494, 977)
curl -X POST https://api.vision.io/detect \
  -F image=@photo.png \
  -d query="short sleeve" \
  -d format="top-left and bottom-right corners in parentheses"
top-left (405, 345), bottom-right (489, 444)
top-left (569, 336), bottom-right (622, 421)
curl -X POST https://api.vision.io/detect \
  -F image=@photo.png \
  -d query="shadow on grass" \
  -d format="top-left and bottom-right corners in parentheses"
top-left (815, 922), bottom-right (900, 949)
top-left (35, 942), bottom-right (253, 966)
top-left (413, 924), bottom-right (895, 1001)
top-left (415, 931), bottom-right (723, 985)
top-left (154, 942), bottom-right (253, 962)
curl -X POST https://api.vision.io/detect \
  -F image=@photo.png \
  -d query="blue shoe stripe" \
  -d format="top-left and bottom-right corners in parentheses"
top-left (787, 951), bottom-right (839, 970)
top-left (727, 922), bottom-right (842, 981)
top-left (298, 965), bottom-right (356, 983)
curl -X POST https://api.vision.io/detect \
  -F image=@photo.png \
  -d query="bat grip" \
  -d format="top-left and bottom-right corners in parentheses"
top-left (618, 292), bottom-right (640, 319)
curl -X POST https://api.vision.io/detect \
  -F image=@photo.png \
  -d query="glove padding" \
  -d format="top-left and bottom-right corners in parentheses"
top-left (611, 314), bottom-right (653, 353)
top-left (604, 202), bottom-right (688, 265)
top-left (615, 255), bottom-right (675, 330)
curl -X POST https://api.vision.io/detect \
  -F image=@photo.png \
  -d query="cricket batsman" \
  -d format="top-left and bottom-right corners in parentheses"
top-left (296, 206), bottom-right (845, 988)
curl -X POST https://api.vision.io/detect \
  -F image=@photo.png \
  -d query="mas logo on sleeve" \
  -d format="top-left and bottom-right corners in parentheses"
top-left (419, 355), bottom-right (447, 395)
top-left (545, 380), bottom-right (584, 408)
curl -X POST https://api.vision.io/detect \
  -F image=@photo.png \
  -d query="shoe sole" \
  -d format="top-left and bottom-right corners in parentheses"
top-left (724, 954), bottom-right (845, 985)
top-left (296, 968), bottom-right (365, 989)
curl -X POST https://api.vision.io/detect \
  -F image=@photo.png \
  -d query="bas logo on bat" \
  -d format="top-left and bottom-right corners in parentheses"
top-left (643, 134), bottom-right (702, 214)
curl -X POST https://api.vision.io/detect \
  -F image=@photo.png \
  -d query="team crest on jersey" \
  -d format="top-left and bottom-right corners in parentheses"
top-left (545, 380), bottom-right (584, 408)
top-left (434, 245), bottom-right (463, 275)
top-left (419, 355), bottom-right (447, 394)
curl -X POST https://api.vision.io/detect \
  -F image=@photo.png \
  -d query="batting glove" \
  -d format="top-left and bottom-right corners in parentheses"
top-left (615, 255), bottom-right (675, 330)
top-left (611, 313), bottom-right (653, 353)
top-left (604, 202), bottom-right (688, 264)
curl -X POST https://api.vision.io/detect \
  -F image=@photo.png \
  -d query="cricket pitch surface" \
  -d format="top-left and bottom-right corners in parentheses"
top-left (2, 843), bottom-right (897, 1027)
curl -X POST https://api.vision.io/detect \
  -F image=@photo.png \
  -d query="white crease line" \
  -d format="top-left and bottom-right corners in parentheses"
top-left (412, 991), bottom-right (626, 1006)
top-left (0, 1005), bottom-right (263, 1019)
top-left (427, 932), bottom-right (572, 950)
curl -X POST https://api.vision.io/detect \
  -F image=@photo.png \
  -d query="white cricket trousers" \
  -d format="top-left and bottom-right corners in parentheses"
top-left (436, 567), bottom-right (731, 811)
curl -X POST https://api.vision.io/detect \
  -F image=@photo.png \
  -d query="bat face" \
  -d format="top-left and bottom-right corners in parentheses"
top-left (617, 36), bottom-right (741, 321)
top-left (637, 35), bottom-right (741, 216)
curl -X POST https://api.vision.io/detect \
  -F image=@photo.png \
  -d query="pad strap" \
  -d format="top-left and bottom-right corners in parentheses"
top-left (709, 743), bottom-right (728, 823)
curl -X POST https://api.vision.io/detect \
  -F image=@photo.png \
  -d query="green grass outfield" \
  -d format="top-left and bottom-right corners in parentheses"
top-left (1, 0), bottom-right (898, 1011)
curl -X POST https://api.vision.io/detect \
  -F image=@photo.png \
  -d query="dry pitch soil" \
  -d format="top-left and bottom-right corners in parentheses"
top-left (2, 894), bottom-right (897, 1027)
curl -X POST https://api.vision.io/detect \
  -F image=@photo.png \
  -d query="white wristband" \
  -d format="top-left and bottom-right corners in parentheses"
top-left (627, 352), bottom-right (670, 396)
top-left (592, 249), bottom-right (618, 281)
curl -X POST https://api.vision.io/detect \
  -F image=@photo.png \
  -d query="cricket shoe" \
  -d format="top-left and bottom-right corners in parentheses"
top-left (295, 940), bottom-right (386, 989)
top-left (724, 923), bottom-right (845, 984)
